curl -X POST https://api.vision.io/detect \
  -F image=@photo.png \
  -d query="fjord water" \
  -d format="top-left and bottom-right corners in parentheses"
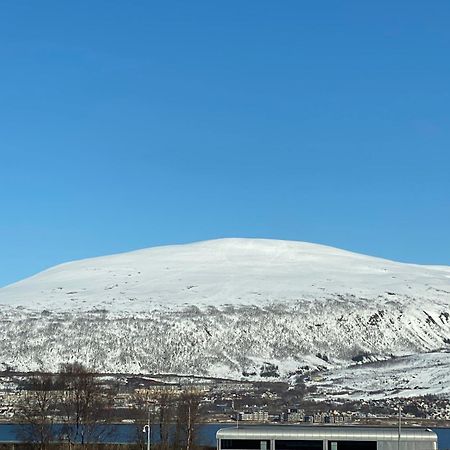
top-left (0, 424), bottom-right (450, 448)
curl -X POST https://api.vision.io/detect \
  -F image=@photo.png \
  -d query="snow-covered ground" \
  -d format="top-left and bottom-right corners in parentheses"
top-left (1, 238), bottom-right (449, 311)
top-left (307, 350), bottom-right (450, 400)
top-left (0, 238), bottom-right (449, 398)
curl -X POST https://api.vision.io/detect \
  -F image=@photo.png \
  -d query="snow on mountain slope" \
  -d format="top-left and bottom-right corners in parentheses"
top-left (1, 238), bottom-right (449, 311)
top-left (307, 350), bottom-right (450, 400)
top-left (0, 238), bottom-right (449, 398)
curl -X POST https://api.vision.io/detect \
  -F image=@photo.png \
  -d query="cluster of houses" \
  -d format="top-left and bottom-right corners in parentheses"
top-left (236, 408), bottom-right (349, 424)
top-left (1, 373), bottom-right (450, 425)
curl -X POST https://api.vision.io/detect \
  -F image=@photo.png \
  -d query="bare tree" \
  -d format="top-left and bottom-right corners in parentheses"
top-left (173, 388), bottom-right (201, 450)
top-left (16, 373), bottom-right (58, 450)
top-left (131, 389), bottom-right (155, 450)
top-left (156, 390), bottom-right (173, 449)
top-left (57, 362), bottom-right (115, 446)
top-left (132, 386), bottom-right (202, 450)
top-left (131, 388), bottom-right (176, 450)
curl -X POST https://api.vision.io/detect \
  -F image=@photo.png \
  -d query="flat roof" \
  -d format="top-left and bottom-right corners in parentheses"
top-left (216, 426), bottom-right (437, 442)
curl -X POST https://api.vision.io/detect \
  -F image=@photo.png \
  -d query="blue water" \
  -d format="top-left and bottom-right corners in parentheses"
top-left (0, 423), bottom-right (224, 445)
top-left (436, 429), bottom-right (450, 450)
top-left (0, 424), bottom-right (449, 448)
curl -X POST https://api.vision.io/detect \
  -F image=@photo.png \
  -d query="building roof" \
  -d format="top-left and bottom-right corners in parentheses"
top-left (216, 425), bottom-right (437, 442)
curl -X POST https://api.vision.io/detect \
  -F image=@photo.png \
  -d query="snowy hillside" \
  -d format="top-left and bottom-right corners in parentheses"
top-left (0, 238), bottom-right (449, 399)
top-left (1, 238), bottom-right (449, 311)
top-left (307, 350), bottom-right (450, 400)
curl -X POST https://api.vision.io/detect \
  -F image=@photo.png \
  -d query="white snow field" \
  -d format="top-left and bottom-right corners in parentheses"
top-left (1, 238), bottom-right (449, 311)
top-left (0, 238), bottom-right (449, 398)
top-left (307, 350), bottom-right (450, 400)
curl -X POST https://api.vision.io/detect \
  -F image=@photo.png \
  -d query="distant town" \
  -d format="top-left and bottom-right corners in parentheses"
top-left (1, 370), bottom-right (450, 427)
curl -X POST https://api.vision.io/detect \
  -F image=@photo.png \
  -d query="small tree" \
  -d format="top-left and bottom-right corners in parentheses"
top-left (16, 373), bottom-right (58, 450)
top-left (57, 362), bottom-right (115, 446)
top-left (173, 388), bottom-right (201, 450)
top-left (131, 388), bottom-right (175, 450)
top-left (156, 390), bottom-right (173, 449)
top-left (131, 389), bottom-right (156, 450)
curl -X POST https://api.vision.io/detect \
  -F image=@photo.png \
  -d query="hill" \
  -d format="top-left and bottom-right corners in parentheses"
top-left (0, 238), bottom-right (449, 398)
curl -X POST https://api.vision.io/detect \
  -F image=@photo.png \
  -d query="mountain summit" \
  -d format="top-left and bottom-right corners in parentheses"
top-left (0, 238), bottom-right (449, 398)
top-left (1, 238), bottom-right (449, 311)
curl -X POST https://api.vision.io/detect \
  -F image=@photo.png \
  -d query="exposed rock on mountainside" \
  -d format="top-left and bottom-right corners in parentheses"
top-left (0, 238), bottom-right (449, 398)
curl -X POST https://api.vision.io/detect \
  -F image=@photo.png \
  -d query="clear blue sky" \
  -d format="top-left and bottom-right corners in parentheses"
top-left (1, 1), bottom-right (449, 287)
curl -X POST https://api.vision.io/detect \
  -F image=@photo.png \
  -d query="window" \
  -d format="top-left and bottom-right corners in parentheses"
top-left (328, 441), bottom-right (376, 450)
top-left (221, 439), bottom-right (271, 449)
top-left (276, 440), bottom-right (323, 450)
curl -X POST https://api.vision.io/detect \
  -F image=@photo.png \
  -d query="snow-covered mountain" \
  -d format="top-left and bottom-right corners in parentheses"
top-left (0, 238), bottom-right (449, 399)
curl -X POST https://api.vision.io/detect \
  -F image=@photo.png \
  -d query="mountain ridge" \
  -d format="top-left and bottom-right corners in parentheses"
top-left (1, 238), bottom-right (449, 311)
top-left (0, 238), bottom-right (449, 399)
